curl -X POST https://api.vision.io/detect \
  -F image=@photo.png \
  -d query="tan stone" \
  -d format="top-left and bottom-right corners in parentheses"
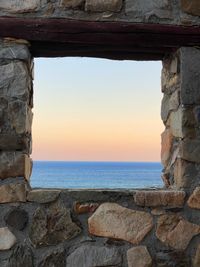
top-left (0, 181), bottom-right (27, 203)
top-left (88, 203), bottom-right (153, 244)
top-left (179, 139), bottom-right (200, 163)
top-left (181, 0), bottom-right (200, 17)
top-left (187, 187), bottom-right (200, 209)
top-left (60, 0), bottom-right (84, 8)
top-left (134, 190), bottom-right (185, 208)
top-left (85, 0), bottom-right (122, 12)
top-left (169, 108), bottom-right (183, 138)
top-left (74, 202), bottom-right (99, 214)
top-left (156, 215), bottom-right (200, 250)
top-left (0, 227), bottom-right (16, 250)
top-left (193, 244), bottom-right (200, 267)
top-left (0, 152), bottom-right (31, 180)
top-left (161, 129), bottom-right (173, 167)
top-left (27, 189), bottom-right (61, 203)
top-left (127, 246), bottom-right (152, 267)
top-left (0, 0), bottom-right (40, 13)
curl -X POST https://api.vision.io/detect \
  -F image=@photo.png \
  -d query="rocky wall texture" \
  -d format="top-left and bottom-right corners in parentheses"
top-left (0, 188), bottom-right (198, 267)
top-left (0, 39), bottom-right (33, 198)
top-left (0, 0), bottom-right (200, 26)
top-left (161, 47), bottom-right (200, 192)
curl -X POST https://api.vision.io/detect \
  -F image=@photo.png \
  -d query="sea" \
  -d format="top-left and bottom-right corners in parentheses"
top-left (31, 161), bottom-right (163, 189)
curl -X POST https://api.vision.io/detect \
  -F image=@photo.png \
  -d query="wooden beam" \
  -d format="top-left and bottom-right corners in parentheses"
top-left (0, 17), bottom-right (200, 60)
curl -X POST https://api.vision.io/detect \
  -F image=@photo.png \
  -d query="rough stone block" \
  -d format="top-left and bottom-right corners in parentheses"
top-left (5, 208), bottom-right (28, 230)
top-left (38, 249), bottom-right (66, 267)
top-left (156, 214), bottom-right (200, 250)
top-left (161, 129), bottom-right (173, 167)
top-left (0, 40), bottom-right (30, 61)
top-left (0, 180), bottom-right (27, 203)
top-left (179, 139), bottom-right (200, 163)
top-left (8, 245), bottom-right (33, 267)
top-left (127, 246), bottom-right (152, 267)
top-left (0, 152), bottom-right (32, 180)
top-left (0, 0), bottom-right (40, 13)
top-left (88, 203), bottom-right (153, 244)
top-left (27, 189), bottom-right (60, 203)
top-left (126, 0), bottom-right (171, 19)
top-left (0, 227), bottom-right (16, 250)
top-left (8, 101), bottom-right (33, 134)
top-left (193, 244), bottom-right (200, 267)
top-left (187, 187), bottom-right (200, 209)
top-left (161, 91), bottom-right (179, 123)
top-left (169, 108), bottom-right (183, 138)
top-left (0, 61), bottom-right (31, 100)
top-left (180, 47), bottom-right (200, 105)
top-left (66, 244), bottom-right (122, 267)
top-left (85, 0), bottom-right (122, 12)
top-left (134, 190), bottom-right (186, 208)
top-left (60, 0), bottom-right (84, 9)
top-left (181, 0), bottom-right (200, 17)
top-left (29, 200), bottom-right (81, 247)
top-left (174, 159), bottom-right (198, 189)
top-left (0, 134), bottom-right (30, 152)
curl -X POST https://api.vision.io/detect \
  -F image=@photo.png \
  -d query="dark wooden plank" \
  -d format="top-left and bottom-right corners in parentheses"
top-left (0, 17), bottom-right (199, 59)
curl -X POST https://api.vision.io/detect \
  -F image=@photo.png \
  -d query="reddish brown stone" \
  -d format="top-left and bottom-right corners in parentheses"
top-left (181, 0), bottom-right (200, 16)
top-left (193, 244), bottom-right (200, 267)
top-left (74, 202), bottom-right (99, 214)
top-left (161, 129), bottom-right (173, 167)
top-left (187, 187), bottom-right (200, 209)
top-left (134, 190), bottom-right (185, 208)
top-left (156, 215), bottom-right (200, 250)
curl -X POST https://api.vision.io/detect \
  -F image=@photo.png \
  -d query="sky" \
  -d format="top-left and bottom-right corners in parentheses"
top-left (32, 57), bottom-right (164, 162)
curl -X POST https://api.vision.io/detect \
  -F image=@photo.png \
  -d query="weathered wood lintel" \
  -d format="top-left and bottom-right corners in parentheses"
top-left (1, 17), bottom-right (200, 60)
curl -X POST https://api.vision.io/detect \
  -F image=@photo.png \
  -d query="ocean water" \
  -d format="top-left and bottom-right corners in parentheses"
top-left (31, 161), bottom-right (163, 189)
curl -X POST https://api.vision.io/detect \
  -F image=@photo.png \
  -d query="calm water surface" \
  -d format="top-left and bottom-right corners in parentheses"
top-left (31, 161), bottom-right (163, 189)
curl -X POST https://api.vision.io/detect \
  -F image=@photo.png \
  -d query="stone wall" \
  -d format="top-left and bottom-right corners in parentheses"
top-left (0, 188), bottom-right (199, 267)
top-left (161, 47), bottom-right (200, 193)
top-left (0, 0), bottom-right (200, 26)
top-left (0, 1), bottom-right (200, 266)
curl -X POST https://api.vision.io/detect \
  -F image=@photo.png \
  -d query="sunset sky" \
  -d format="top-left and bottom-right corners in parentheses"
top-left (32, 58), bottom-right (164, 161)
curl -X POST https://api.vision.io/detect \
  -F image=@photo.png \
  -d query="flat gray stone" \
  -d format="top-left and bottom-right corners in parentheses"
top-left (27, 189), bottom-right (60, 203)
top-left (8, 244), bottom-right (33, 267)
top-left (180, 47), bottom-right (200, 105)
top-left (5, 208), bottom-right (28, 230)
top-left (126, 0), bottom-right (172, 19)
top-left (66, 244), bottom-right (122, 267)
top-left (85, 0), bottom-right (122, 12)
top-left (0, 61), bottom-right (31, 100)
top-left (0, 41), bottom-right (30, 61)
top-left (0, 227), bottom-right (16, 250)
top-left (179, 139), bottom-right (200, 163)
top-left (38, 249), bottom-right (65, 267)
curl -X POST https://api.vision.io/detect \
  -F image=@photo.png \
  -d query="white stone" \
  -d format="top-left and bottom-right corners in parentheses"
top-left (0, 227), bottom-right (16, 250)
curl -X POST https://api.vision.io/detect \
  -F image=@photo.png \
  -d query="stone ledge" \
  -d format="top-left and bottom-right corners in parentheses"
top-left (27, 189), bottom-right (61, 203)
top-left (134, 190), bottom-right (186, 207)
